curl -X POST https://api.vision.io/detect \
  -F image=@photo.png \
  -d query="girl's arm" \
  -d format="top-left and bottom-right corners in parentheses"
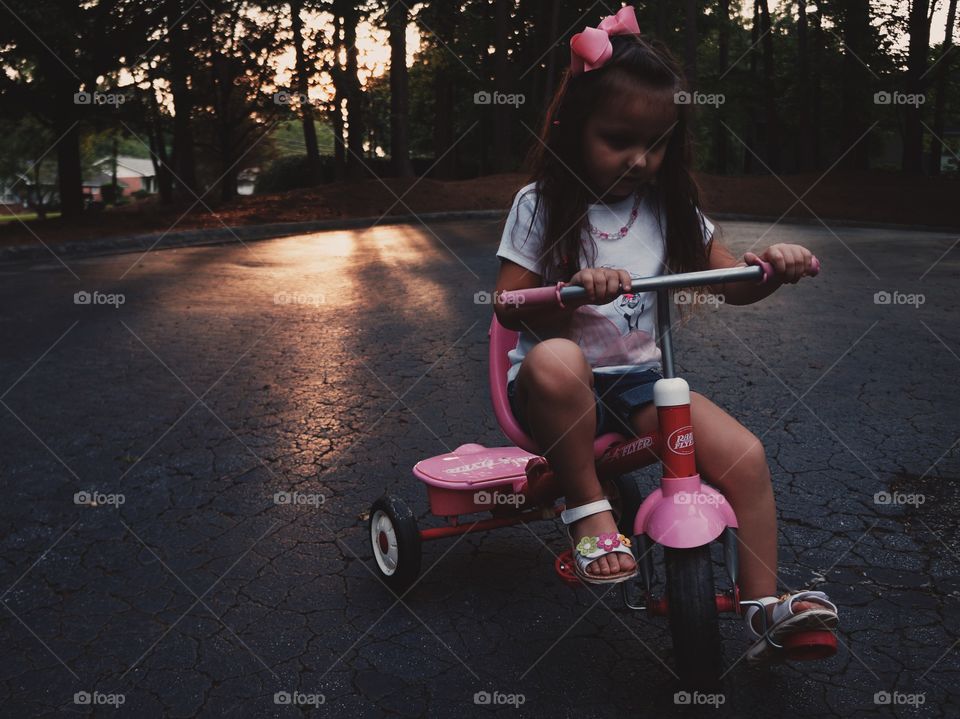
top-left (493, 259), bottom-right (578, 333)
top-left (494, 261), bottom-right (631, 332)
top-left (705, 239), bottom-right (816, 306)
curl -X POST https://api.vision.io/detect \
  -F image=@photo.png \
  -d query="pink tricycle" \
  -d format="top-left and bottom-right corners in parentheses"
top-left (368, 257), bottom-right (836, 687)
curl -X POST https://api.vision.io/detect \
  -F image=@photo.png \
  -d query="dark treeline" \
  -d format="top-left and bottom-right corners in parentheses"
top-left (0, 1), bottom-right (957, 220)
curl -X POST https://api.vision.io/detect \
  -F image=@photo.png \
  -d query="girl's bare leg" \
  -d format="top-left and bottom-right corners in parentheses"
top-left (630, 393), bottom-right (821, 629)
top-left (514, 339), bottom-right (635, 577)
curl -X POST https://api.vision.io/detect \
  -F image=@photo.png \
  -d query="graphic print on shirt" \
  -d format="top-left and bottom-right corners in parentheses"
top-left (562, 304), bottom-right (659, 369)
top-left (617, 293), bottom-right (645, 332)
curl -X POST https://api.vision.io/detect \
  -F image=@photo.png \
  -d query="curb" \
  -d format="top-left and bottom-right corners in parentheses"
top-left (710, 213), bottom-right (959, 234)
top-left (0, 210), bottom-right (509, 264)
top-left (0, 208), bottom-right (955, 265)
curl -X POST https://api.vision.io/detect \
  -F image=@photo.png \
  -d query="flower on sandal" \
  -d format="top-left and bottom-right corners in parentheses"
top-left (576, 536), bottom-right (599, 556)
top-left (597, 532), bottom-right (621, 552)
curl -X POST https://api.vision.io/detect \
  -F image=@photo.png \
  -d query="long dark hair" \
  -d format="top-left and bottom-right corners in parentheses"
top-left (516, 33), bottom-right (712, 284)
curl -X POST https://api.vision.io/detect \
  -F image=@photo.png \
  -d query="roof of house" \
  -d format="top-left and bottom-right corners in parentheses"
top-left (93, 156), bottom-right (155, 178)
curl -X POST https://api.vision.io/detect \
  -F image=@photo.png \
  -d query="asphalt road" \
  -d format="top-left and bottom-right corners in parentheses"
top-left (0, 218), bottom-right (958, 717)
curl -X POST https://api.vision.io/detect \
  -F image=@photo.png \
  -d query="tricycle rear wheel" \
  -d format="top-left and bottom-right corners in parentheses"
top-left (369, 495), bottom-right (421, 594)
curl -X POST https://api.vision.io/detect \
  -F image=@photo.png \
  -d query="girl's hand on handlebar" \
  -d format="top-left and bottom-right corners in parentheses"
top-left (744, 244), bottom-right (814, 284)
top-left (568, 267), bottom-right (633, 305)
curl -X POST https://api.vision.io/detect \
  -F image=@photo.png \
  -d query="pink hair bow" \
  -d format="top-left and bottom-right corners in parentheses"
top-left (569, 5), bottom-right (641, 75)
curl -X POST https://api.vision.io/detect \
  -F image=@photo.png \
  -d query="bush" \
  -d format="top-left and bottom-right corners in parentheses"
top-left (100, 183), bottom-right (119, 204)
top-left (255, 155), bottom-right (319, 194)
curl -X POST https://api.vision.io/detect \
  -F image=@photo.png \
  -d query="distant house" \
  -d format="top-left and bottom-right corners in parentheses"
top-left (84, 156), bottom-right (157, 201)
top-left (3, 170), bottom-right (58, 214)
top-left (1, 182), bottom-right (27, 214)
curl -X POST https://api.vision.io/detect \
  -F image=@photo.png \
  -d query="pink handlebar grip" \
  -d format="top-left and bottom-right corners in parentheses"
top-left (499, 286), bottom-right (560, 307)
top-left (746, 254), bottom-right (821, 283)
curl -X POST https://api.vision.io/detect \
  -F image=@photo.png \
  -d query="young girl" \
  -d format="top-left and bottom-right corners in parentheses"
top-left (492, 6), bottom-right (838, 660)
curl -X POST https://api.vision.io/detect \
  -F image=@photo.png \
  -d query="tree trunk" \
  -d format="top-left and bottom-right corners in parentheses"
top-left (492, 0), bottom-right (512, 172)
top-left (744, 0), bottom-right (760, 173)
top-left (811, 2), bottom-right (824, 169)
top-left (758, 0), bottom-right (778, 171)
top-left (291, 0), bottom-right (320, 182)
top-left (329, 11), bottom-right (347, 181)
top-left (839, 0), bottom-right (871, 171)
top-left (147, 78), bottom-right (174, 203)
top-left (167, 0), bottom-right (199, 199)
top-left (431, 0), bottom-right (456, 178)
top-left (55, 92), bottom-right (83, 218)
top-left (342, 2), bottom-right (367, 179)
top-left (388, 0), bottom-right (413, 177)
top-left (795, 0), bottom-right (812, 171)
top-left (903, 0), bottom-right (931, 174)
top-left (714, 0), bottom-right (729, 174)
top-left (33, 164), bottom-right (47, 220)
top-left (543, 0), bottom-right (561, 107)
top-left (930, 0), bottom-right (958, 175)
top-left (684, 0), bottom-right (698, 89)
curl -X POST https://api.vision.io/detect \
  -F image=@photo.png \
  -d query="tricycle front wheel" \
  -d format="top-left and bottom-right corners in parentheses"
top-left (664, 544), bottom-right (723, 689)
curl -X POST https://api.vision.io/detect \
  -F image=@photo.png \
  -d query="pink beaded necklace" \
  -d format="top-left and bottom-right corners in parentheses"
top-left (587, 190), bottom-right (642, 240)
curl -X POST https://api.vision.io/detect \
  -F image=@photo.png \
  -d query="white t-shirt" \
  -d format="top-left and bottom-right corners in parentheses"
top-left (496, 182), bottom-right (714, 384)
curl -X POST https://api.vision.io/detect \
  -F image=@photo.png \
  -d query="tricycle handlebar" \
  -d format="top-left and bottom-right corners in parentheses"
top-left (499, 255), bottom-right (820, 308)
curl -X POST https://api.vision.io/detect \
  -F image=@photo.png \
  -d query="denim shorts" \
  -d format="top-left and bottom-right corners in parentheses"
top-left (507, 367), bottom-right (664, 438)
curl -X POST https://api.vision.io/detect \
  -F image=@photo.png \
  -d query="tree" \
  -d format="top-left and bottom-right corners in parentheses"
top-left (290, 0), bottom-right (321, 181)
top-left (714, 0), bottom-right (731, 174)
top-left (322, 0), bottom-right (372, 180)
top-left (758, 0), bottom-right (778, 171)
top-left (0, 118), bottom-right (59, 219)
top-left (903, 0), bottom-right (932, 173)
top-left (165, 0), bottom-right (201, 199)
top-left (387, 0), bottom-right (413, 177)
top-left (194, 1), bottom-right (283, 201)
top-left (930, 0), bottom-right (958, 174)
top-left (839, 0), bottom-right (873, 170)
top-left (0, 0), bottom-right (147, 218)
top-left (425, 0), bottom-right (457, 179)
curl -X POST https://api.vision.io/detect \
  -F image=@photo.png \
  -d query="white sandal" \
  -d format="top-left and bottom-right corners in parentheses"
top-left (742, 590), bottom-right (839, 663)
top-left (560, 499), bottom-right (638, 585)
